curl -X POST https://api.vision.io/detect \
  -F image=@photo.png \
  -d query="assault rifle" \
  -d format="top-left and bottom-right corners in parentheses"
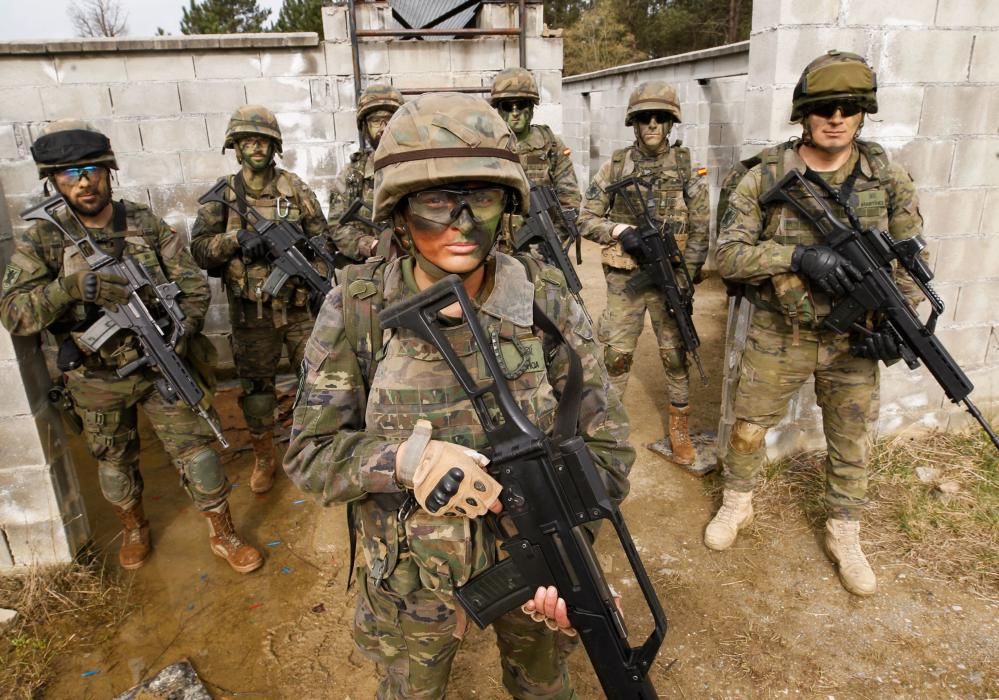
top-left (380, 275), bottom-right (667, 699)
top-left (21, 195), bottom-right (228, 448)
top-left (761, 169), bottom-right (999, 451)
top-left (604, 175), bottom-right (707, 383)
top-left (198, 179), bottom-right (337, 311)
top-left (515, 185), bottom-right (591, 323)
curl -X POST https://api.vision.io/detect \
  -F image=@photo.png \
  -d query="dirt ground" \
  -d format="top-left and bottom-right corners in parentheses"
top-left (46, 241), bottom-right (997, 699)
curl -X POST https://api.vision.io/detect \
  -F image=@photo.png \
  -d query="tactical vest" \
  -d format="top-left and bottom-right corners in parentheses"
top-left (602, 143), bottom-right (692, 270)
top-left (340, 253), bottom-right (570, 598)
top-left (517, 124), bottom-right (560, 186)
top-left (745, 139), bottom-right (894, 330)
top-left (221, 170), bottom-right (310, 313)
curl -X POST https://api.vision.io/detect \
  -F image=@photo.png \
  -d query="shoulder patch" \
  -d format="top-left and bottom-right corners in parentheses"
top-left (2, 264), bottom-right (21, 291)
top-left (585, 183), bottom-right (602, 200)
top-left (348, 279), bottom-right (377, 300)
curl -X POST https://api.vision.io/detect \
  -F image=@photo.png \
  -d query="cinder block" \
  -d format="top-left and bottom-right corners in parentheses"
top-left (954, 280), bottom-right (999, 324)
top-left (39, 84), bottom-right (113, 120)
top-left (245, 77), bottom-right (314, 111)
top-left (322, 6), bottom-right (349, 42)
top-left (0, 87), bottom-right (44, 121)
top-left (538, 70), bottom-right (561, 105)
top-left (0, 360), bottom-right (31, 417)
top-left (139, 116), bottom-right (209, 153)
top-left (275, 111), bottom-right (335, 143)
top-left (388, 41), bottom-right (450, 75)
top-left (260, 48), bottom-right (325, 77)
top-left (116, 152), bottom-right (183, 187)
top-left (502, 39), bottom-right (521, 69)
top-left (178, 81), bottom-right (246, 114)
top-left (929, 235), bottom-right (999, 284)
top-left (125, 54), bottom-right (196, 81)
top-left (0, 414), bottom-right (48, 470)
top-left (54, 56), bottom-right (127, 84)
top-left (524, 38), bottom-right (562, 71)
top-left (773, 28), bottom-right (870, 85)
top-left (308, 78), bottom-right (339, 112)
top-left (193, 52), bottom-right (262, 80)
top-left (862, 85), bottom-right (922, 140)
top-left (280, 144), bottom-right (340, 181)
top-left (746, 32), bottom-right (778, 89)
top-left (99, 119), bottom-right (143, 154)
top-left (741, 87), bottom-right (797, 143)
top-left (935, 326), bottom-right (992, 368)
top-left (390, 72), bottom-right (454, 90)
top-left (179, 151), bottom-right (232, 184)
top-left (936, 1), bottom-right (999, 26)
top-left (970, 31), bottom-right (999, 82)
top-left (148, 183), bottom-right (213, 229)
top-left (919, 189), bottom-right (985, 239)
top-left (333, 109), bottom-right (358, 142)
top-left (751, 1), bottom-right (780, 32)
top-left (0, 463), bottom-right (60, 524)
top-left (532, 104), bottom-right (562, 134)
top-left (337, 77), bottom-right (358, 108)
top-left (982, 189), bottom-right (999, 235)
top-left (452, 72), bottom-right (490, 89)
top-left (952, 138), bottom-right (999, 187)
top-left (0, 159), bottom-right (42, 197)
top-left (0, 58), bottom-right (58, 87)
top-left (451, 39), bottom-right (503, 73)
top-left (110, 83), bottom-right (180, 118)
top-left (882, 31), bottom-right (974, 84)
top-left (361, 44), bottom-right (389, 76)
top-left (920, 85), bottom-right (998, 137)
top-left (2, 517), bottom-right (74, 567)
top-left (0, 125), bottom-right (17, 160)
top-left (783, 0), bottom-right (839, 24)
top-left (205, 112), bottom-right (232, 150)
top-left (895, 138), bottom-right (955, 188)
top-left (323, 41), bottom-right (356, 78)
top-left (985, 327), bottom-right (999, 365)
top-left (844, 0), bottom-right (935, 25)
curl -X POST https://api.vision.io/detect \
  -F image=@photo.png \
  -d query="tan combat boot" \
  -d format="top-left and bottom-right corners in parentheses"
top-left (112, 501), bottom-right (151, 570)
top-left (825, 518), bottom-right (877, 596)
top-left (667, 404), bottom-right (697, 466)
top-left (249, 431), bottom-right (277, 494)
top-left (202, 502), bottom-right (264, 574)
top-left (703, 489), bottom-right (754, 551)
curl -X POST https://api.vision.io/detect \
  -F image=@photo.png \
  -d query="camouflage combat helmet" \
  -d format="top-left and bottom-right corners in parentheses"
top-left (372, 92), bottom-right (530, 221)
top-left (356, 83), bottom-right (404, 128)
top-left (223, 104), bottom-right (283, 154)
top-left (31, 119), bottom-right (117, 178)
top-left (625, 80), bottom-right (682, 125)
top-left (489, 67), bottom-right (540, 106)
top-left (791, 50), bottom-right (878, 122)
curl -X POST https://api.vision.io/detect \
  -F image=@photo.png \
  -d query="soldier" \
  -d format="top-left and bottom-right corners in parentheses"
top-left (706, 51), bottom-right (926, 597)
top-left (190, 105), bottom-right (330, 495)
top-left (577, 80), bottom-right (709, 467)
top-left (0, 121), bottom-right (262, 573)
top-left (489, 67), bottom-right (581, 248)
top-left (327, 83), bottom-right (404, 262)
top-left (284, 93), bottom-right (634, 697)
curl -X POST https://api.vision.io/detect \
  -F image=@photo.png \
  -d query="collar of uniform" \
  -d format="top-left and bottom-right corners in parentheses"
top-left (479, 253), bottom-right (534, 327)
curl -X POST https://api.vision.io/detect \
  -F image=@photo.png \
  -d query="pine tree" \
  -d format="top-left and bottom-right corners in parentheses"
top-left (271, 0), bottom-right (324, 34)
top-left (180, 0), bottom-right (271, 35)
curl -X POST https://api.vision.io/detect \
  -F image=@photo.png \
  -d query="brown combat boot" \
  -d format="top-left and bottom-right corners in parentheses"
top-left (112, 502), bottom-right (151, 570)
top-left (249, 431), bottom-right (277, 494)
top-left (202, 502), bottom-right (264, 574)
top-left (667, 404), bottom-right (697, 466)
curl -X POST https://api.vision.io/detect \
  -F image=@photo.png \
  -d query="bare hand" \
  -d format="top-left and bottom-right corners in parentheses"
top-left (521, 585), bottom-right (576, 636)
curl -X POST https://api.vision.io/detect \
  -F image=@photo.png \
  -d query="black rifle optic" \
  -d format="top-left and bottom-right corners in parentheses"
top-left (514, 185), bottom-right (591, 324)
top-left (380, 275), bottom-right (667, 699)
top-left (198, 179), bottom-right (337, 312)
top-left (761, 169), bottom-right (999, 451)
top-left (22, 195), bottom-right (228, 448)
top-left (604, 175), bottom-right (707, 384)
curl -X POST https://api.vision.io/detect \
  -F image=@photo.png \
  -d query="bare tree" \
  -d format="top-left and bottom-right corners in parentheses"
top-left (69, 0), bottom-right (129, 38)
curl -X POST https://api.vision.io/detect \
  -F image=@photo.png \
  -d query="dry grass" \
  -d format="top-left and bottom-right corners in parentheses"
top-left (0, 553), bottom-right (132, 699)
top-left (753, 426), bottom-right (999, 600)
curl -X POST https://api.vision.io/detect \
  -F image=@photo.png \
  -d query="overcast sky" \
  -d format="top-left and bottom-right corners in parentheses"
top-left (1, 0), bottom-right (287, 41)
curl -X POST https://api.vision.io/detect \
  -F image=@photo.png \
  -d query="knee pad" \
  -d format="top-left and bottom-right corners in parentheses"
top-left (659, 346), bottom-right (686, 375)
top-left (97, 463), bottom-right (138, 506)
top-left (603, 347), bottom-right (634, 378)
top-left (181, 447), bottom-right (227, 500)
top-left (730, 420), bottom-right (767, 456)
top-left (239, 384), bottom-right (277, 432)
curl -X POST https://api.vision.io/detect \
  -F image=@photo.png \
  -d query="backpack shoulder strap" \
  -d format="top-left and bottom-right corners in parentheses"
top-left (673, 144), bottom-right (692, 186)
top-left (341, 257), bottom-right (388, 388)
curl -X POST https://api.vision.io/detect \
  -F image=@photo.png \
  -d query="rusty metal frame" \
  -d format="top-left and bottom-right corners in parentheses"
top-left (347, 0), bottom-right (528, 102)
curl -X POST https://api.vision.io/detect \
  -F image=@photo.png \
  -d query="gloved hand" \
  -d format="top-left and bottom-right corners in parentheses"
top-left (851, 325), bottom-right (903, 363)
top-left (618, 227), bottom-right (650, 264)
top-left (397, 420), bottom-right (502, 518)
top-left (790, 245), bottom-right (863, 297)
top-left (236, 229), bottom-right (268, 263)
top-left (61, 270), bottom-right (129, 307)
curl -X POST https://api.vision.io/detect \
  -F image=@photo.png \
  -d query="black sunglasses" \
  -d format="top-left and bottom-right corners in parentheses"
top-left (634, 111), bottom-right (673, 126)
top-left (497, 99), bottom-right (533, 113)
top-left (809, 102), bottom-right (864, 119)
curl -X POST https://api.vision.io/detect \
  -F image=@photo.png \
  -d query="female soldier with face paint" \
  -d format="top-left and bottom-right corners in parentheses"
top-left (283, 92), bottom-right (634, 698)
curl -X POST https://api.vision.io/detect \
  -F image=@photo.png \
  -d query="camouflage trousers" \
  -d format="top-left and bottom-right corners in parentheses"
top-left (66, 367), bottom-right (227, 510)
top-left (597, 265), bottom-right (689, 403)
top-left (722, 309), bottom-right (879, 519)
top-left (354, 566), bottom-right (577, 699)
top-left (229, 297), bottom-right (313, 433)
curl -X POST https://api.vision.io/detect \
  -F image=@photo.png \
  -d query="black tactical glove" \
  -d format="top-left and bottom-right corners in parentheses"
top-left (851, 325), bottom-right (903, 363)
top-left (790, 245), bottom-right (863, 297)
top-left (618, 227), bottom-right (650, 264)
top-left (236, 229), bottom-right (268, 263)
top-left (61, 270), bottom-right (130, 308)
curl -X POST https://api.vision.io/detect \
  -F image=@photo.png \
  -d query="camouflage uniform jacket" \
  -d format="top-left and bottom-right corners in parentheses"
top-left (328, 149), bottom-right (382, 262)
top-left (285, 252), bottom-right (635, 598)
top-left (716, 140), bottom-right (925, 329)
top-left (578, 142), bottom-right (709, 276)
top-left (189, 167), bottom-right (329, 317)
top-left (0, 200), bottom-right (209, 370)
top-left (516, 124), bottom-right (581, 211)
